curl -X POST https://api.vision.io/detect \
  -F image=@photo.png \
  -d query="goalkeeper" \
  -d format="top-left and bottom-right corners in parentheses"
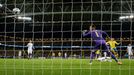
top-left (106, 38), bottom-right (120, 57)
top-left (83, 24), bottom-right (122, 65)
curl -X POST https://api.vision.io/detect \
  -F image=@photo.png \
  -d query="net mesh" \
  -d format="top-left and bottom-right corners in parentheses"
top-left (0, 0), bottom-right (133, 75)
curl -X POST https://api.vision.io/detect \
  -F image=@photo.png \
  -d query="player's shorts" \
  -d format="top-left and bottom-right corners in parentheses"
top-left (95, 50), bottom-right (100, 54)
top-left (128, 51), bottom-right (133, 55)
top-left (28, 50), bottom-right (33, 54)
top-left (111, 48), bottom-right (118, 52)
top-left (94, 43), bottom-right (109, 52)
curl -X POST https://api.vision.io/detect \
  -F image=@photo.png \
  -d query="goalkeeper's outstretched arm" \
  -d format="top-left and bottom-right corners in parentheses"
top-left (82, 30), bottom-right (91, 37)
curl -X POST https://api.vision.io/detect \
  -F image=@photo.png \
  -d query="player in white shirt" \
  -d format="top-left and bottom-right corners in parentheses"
top-left (27, 40), bottom-right (34, 59)
top-left (97, 52), bottom-right (112, 62)
top-left (127, 44), bottom-right (133, 59)
top-left (97, 57), bottom-right (112, 62)
top-left (64, 52), bottom-right (67, 58)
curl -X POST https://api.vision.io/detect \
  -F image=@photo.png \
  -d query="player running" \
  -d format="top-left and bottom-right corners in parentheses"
top-left (27, 40), bottom-right (34, 59)
top-left (83, 24), bottom-right (122, 65)
top-left (106, 38), bottom-right (120, 57)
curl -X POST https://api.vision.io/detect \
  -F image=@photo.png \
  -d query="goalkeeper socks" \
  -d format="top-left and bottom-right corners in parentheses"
top-left (90, 52), bottom-right (95, 63)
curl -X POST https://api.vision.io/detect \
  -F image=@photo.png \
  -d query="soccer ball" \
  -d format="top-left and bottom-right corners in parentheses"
top-left (13, 8), bottom-right (20, 14)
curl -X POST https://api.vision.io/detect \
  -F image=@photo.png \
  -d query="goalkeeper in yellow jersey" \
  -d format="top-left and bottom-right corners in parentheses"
top-left (106, 38), bottom-right (120, 57)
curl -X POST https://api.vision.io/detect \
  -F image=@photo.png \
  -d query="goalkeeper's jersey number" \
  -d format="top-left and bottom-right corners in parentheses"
top-left (95, 31), bottom-right (99, 37)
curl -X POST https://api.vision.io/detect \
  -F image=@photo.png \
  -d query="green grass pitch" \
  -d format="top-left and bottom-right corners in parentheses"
top-left (0, 59), bottom-right (134, 75)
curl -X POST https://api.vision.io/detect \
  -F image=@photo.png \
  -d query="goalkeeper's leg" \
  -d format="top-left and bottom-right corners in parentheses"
top-left (90, 50), bottom-right (95, 64)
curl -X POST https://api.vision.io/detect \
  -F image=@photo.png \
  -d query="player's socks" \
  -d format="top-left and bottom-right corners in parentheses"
top-left (110, 52), bottom-right (123, 65)
top-left (30, 54), bottom-right (32, 59)
top-left (28, 55), bottom-right (30, 59)
top-left (110, 53), bottom-right (118, 62)
top-left (90, 52), bottom-right (95, 63)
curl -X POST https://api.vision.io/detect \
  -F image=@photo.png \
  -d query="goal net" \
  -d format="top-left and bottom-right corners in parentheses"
top-left (0, 0), bottom-right (133, 75)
